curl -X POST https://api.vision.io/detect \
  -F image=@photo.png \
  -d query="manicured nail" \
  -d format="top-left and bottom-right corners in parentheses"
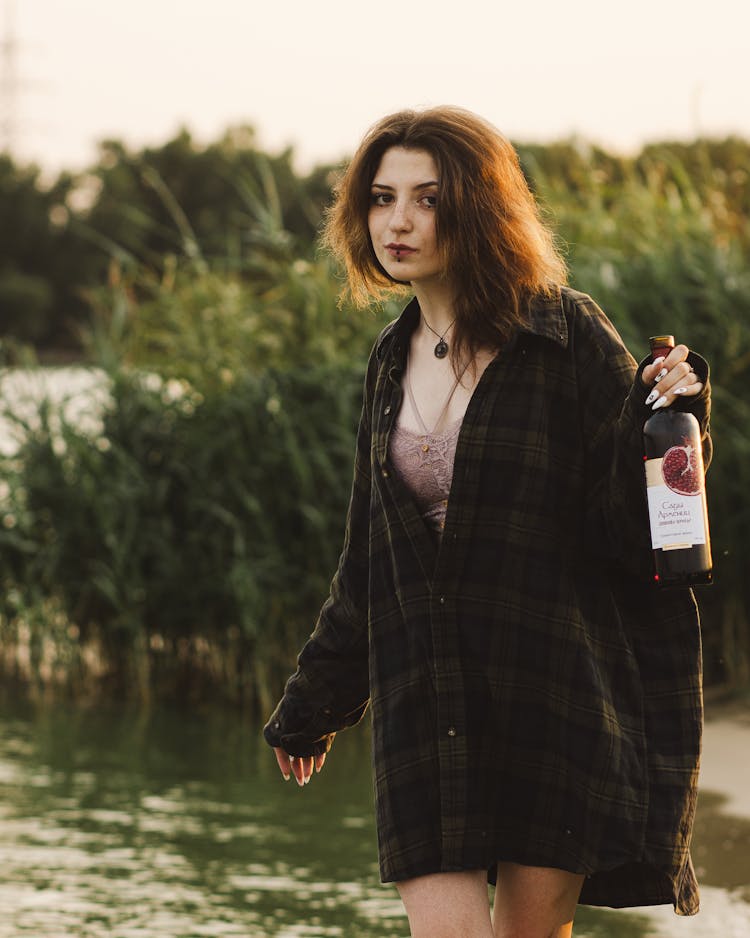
top-left (304, 776), bottom-right (310, 785)
top-left (653, 368), bottom-right (668, 383)
top-left (645, 389), bottom-right (660, 405)
top-left (672, 386), bottom-right (689, 394)
top-left (652, 395), bottom-right (668, 410)
top-left (652, 356), bottom-right (665, 366)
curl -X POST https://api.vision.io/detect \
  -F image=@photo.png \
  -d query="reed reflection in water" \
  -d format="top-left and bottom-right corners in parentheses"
top-left (0, 700), bottom-right (747, 937)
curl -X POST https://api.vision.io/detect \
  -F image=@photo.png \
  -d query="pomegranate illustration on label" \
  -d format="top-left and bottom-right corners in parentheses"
top-left (661, 439), bottom-right (702, 496)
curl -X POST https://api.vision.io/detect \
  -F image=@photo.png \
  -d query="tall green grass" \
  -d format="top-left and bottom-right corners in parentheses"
top-left (532, 146), bottom-right (750, 683)
top-left (1, 144), bottom-right (748, 707)
top-left (0, 362), bottom-right (368, 709)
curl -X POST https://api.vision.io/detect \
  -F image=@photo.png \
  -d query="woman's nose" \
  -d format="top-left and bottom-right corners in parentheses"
top-left (389, 199), bottom-right (412, 232)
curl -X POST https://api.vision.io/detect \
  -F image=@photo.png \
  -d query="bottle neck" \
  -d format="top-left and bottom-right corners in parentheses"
top-left (651, 343), bottom-right (673, 361)
top-left (649, 335), bottom-right (675, 362)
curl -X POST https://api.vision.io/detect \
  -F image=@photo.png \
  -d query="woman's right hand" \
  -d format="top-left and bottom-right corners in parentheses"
top-left (273, 747), bottom-right (327, 787)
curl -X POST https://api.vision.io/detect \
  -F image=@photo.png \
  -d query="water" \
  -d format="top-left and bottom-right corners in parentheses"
top-left (0, 367), bottom-right (748, 935)
top-left (0, 701), bottom-right (748, 938)
top-left (0, 366), bottom-right (108, 456)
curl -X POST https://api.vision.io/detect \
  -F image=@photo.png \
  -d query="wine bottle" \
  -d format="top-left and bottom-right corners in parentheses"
top-left (643, 335), bottom-right (712, 586)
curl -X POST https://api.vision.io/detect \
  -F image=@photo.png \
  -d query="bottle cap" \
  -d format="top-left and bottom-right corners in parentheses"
top-left (649, 335), bottom-right (675, 362)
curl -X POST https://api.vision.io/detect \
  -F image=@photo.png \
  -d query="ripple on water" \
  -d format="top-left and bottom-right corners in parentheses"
top-left (1, 702), bottom-right (749, 938)
top-left (0, 367), bottom-right (109, 456)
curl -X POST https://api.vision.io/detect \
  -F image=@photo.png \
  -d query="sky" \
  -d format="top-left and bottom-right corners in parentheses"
top-left (5, 0), bottom-right (750, 175)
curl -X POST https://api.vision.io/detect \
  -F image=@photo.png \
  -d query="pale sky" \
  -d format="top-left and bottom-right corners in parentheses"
top-left (7, 0), bottom-right (750, 174)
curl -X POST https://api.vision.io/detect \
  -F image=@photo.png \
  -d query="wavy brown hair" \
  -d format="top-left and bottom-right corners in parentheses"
top-left (322, 106), bottom-right (567, 367)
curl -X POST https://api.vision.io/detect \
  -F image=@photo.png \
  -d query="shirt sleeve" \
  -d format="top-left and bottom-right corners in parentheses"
top-left (262, 345), bottom-right (378, 758)
top-left (570, 293), bottom-right (712, 579)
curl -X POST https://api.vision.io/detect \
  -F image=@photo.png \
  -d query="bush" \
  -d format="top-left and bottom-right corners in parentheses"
top-left (1, 138), bottom-right (749, 705)
top-left (0, 361), bottom-right (367, 708)
top-left (533, 149), bottom-right (750, 684)
top-left (0, 271), bottom-right (55, 343)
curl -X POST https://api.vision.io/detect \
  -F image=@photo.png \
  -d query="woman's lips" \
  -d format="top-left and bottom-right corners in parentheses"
top-left (385, 244), bottom-right (416, 258)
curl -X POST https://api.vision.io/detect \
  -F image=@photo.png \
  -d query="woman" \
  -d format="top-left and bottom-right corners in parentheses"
top-left (263, 107), bottom-right (710, 938)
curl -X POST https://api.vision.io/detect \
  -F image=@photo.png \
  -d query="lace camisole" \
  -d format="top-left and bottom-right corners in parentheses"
top-left (389, 363), bottom-right (466, 537)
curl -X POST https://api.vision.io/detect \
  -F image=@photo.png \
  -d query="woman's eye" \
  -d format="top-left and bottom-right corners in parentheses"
top-left (370, 192), bottom-right (392, 206)
top-left (420, 194), bottom-right (437, 208)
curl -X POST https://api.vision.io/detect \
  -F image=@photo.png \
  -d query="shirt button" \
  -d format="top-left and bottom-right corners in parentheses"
top-left (439, 596), bottom-right (445, 604)
top-left (447, 727), bottom-right (456, 737)
top-left (384, 405), bottom-right (391, 415)
top-left (381, 467), bottom-right (389, 478)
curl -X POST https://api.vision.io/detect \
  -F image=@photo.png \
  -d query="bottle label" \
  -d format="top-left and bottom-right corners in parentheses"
top-left (645, 457), bottom-right (707, 550)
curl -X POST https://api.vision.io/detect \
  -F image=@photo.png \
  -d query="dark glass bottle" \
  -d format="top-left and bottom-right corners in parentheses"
top-left (643, 335), bottom-right (712, 586)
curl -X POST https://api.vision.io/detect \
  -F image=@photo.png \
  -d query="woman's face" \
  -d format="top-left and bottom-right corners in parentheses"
top-left (367, 146), bottom-right (444, 287)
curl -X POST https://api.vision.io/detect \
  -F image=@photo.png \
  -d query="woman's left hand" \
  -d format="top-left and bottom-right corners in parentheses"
top-left (641, 344), bottom-right (703, 410)
top-left (273, 746), bottom-right (326, 787)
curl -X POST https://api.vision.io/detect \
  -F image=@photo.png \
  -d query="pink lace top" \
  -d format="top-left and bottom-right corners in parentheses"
top-left (389, 362), bottom-right (466, 537)
top-left (389, 419), bottom-right (462, 535)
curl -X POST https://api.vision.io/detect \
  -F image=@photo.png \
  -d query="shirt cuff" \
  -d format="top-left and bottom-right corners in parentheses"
top-left (631, 351), bottom-right (710, 423)
top-left (262, 669), bottom-right (368, 758)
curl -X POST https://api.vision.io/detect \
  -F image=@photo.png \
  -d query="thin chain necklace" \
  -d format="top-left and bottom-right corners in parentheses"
top-left (422, 314), bottom-right (455, 359)
top-left (405, 358), bottom-right (471, 439)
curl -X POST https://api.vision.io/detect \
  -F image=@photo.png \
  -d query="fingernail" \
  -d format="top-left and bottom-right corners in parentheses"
top-left (673, 386), bottom-right (689, 394)
top-left (654, 368), bottom-right (668, 383)
top-left (652, 395), bottom-right (668, 410)
top-left (283, 774), bottom-right (290, 781)
top-left (645, 389), bottom-right (660, 405)
top-left (296, 776), bottom-right (304, 787)
top-left (652, 356), bottom-right (665, 366)
top-left (304, 776), bottom-right (310, 785)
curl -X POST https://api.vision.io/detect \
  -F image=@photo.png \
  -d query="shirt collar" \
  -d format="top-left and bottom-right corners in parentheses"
top-left (522, 288), bottom-right (569, 348)
top-left (375, 297), bottom-right (419, 363)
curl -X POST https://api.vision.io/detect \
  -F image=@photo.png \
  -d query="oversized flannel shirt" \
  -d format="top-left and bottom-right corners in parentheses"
top-left (264, 287), bottom-right (711, 915)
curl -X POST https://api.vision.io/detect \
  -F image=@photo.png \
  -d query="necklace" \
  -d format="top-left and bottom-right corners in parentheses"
top-left (405, 358), bottom-right (472, 438)
top-left (422, 314), bottom-right (455, 359)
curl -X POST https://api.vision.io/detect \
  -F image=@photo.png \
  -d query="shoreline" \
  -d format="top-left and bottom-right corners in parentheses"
top-left (636, 695), bottom-right (750, 936)
top-left (700, 696), bottom-right (750, 818)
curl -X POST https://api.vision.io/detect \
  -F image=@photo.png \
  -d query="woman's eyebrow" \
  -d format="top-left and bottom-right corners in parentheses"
top-left (370, 181), bottom-right (439, 190)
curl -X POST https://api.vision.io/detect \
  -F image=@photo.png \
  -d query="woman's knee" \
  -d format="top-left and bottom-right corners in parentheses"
top-left (492, 862), bottom-right (584, 938)
top-left (397, 870), bottom-right (495, 938)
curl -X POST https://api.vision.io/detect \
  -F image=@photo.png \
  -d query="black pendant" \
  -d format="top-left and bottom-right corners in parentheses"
top-left (434, 339), bottom-right (448, 359)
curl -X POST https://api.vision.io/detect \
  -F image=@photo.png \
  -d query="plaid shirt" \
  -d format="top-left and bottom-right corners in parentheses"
top-left (264, 287), bottom-right (711, 915)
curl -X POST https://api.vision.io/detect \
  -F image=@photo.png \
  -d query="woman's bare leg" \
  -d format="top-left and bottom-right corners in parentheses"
top-left (492, 862), bottom-right (585, 938)
top-left (396, 870), bottom-right (495, 938)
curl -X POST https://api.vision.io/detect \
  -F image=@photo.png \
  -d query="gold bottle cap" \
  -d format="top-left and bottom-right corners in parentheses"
top-left (649, 335), bottom-right (675, 349)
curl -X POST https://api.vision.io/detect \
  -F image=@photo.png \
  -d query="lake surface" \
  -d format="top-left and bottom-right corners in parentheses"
top-left (0, 367), bottom-right (108, 456)
top-left (0, 700), bottom-right (749, 938)
top-left (1, 367), bottom-right (748, 935)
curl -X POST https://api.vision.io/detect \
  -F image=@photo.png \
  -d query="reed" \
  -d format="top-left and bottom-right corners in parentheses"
top-left (1, 144), bottom-right (748, 706)
top-left (531, 147), bottom-right (750, 685)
